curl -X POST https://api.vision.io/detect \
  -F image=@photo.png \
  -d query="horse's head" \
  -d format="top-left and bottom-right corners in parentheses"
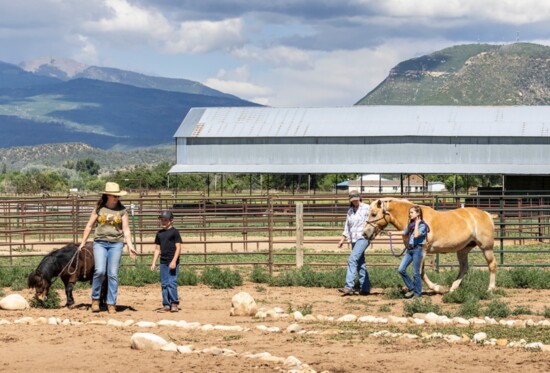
top-left (27, 269), bottom-right (50, 303)
top-left (363, 199), bottom-right (391, 240)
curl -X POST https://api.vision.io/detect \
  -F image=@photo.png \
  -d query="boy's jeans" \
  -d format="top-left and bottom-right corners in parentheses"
top-left (160, 262), bottom-right (179, 306)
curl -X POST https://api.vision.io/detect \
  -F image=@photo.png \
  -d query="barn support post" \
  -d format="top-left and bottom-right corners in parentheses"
top-left (295, 202), bottom-right (304, 268)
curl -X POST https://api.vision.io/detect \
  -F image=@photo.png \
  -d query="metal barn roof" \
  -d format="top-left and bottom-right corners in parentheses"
top-left (170, 106), bottom-right (550, 175)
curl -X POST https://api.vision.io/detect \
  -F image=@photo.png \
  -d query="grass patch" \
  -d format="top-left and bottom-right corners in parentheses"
top-left (30, 289), bottom-right (62, 309)
top-left (484, 299), bottom-right (511, 319)
top-left (403, 297), bottom-right (442, 317)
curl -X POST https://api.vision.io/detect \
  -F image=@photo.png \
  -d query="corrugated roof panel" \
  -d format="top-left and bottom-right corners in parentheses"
top-left (173, 106), bottom-right (550, 138)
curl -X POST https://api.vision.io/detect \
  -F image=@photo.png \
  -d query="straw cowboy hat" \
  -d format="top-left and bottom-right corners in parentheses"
top-left (103, 182), bottom-right (128, 197)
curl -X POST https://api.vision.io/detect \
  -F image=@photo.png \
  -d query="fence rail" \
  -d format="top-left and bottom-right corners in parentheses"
top-left (1, 193), bottom-right (549, 272)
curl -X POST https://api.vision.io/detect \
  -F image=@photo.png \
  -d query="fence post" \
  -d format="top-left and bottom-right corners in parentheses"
top-left (268, 195), bottom-right (274, 274)
top-left (295, 202), bottom-right (304, 268)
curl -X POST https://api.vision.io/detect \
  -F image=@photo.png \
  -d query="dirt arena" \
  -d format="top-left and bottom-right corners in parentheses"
top-left (1, 283), bottom-right (550, 373)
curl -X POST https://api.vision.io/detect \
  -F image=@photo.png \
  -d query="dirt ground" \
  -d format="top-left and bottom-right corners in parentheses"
top-left (1, 284), bottom-right (550, 373)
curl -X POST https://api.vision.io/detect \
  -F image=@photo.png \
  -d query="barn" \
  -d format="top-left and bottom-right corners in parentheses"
top-left (169, 105), bottom-right (550, 191)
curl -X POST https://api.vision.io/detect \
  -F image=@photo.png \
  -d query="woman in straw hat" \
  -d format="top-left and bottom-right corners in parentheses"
top-left (337, 190), bottom-right (371, 296)
top-left (78, 182), bottom-right (137, 313)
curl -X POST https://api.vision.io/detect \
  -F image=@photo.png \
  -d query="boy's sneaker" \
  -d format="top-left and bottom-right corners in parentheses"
top-left (157, 305), bottom-right (170, 313)
top-left (170, 304), bottom-right (179, 313)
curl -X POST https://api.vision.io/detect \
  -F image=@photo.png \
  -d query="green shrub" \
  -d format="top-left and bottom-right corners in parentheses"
top-left (511, 306), bottom-right (533, 316)
top-left (384, 287), bottom-right (405, 300)
top-left (442, 271), bottom-right (492, 304)
top-left (543, 306), bottom-right (550, 318)
top-left (456, 296), bottom-right (481, 318)
top-left (485, 300), bottom-right (511, 319)
top-left (403, 297), bottom-right (441, 317)
top-left (201, 267), bottom-right (243, 289)
top-left (178, 268), bottom-right (198, 286)
top-left (119, 264), bottom-right (160, 286)
top-left (250, 265), bottom-right (270, 283)
top-left (30, 289), bottom-right (62, 309)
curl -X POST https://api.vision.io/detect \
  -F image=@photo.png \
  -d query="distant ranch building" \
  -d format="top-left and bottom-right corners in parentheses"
top-left (169, 106), bottom-right (550, 191)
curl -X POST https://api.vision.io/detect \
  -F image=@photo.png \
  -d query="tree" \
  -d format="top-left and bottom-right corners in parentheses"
top-left (75, 158), bottom-right (100, 176)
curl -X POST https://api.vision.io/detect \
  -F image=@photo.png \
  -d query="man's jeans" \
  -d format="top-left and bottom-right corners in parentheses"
top-left (344, 238), bottom-right (371, 293)
top-left (92, 240), bottom-right (123, 305)
top-left (160, 263), bottom-right (179, 306)
top-left (398, 247), bottom-right (423, 297)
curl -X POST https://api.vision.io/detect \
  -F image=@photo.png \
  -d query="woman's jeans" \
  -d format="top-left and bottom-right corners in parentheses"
top-left (398, 247), bottom-right (423, 297)
top-left (344, 238), bottom-right (371, 293)
top-left (92, 240), bottom-right (123, 305)
top-left (160, 262), bottom-right (179, 306)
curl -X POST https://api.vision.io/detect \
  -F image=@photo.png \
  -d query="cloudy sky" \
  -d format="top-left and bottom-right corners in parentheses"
top-left (1, 0), bottom-right (549, 106)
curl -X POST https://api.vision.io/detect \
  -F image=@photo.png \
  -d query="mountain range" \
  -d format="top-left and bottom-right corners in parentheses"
top-left (0, 58), bottom-right (258, 149)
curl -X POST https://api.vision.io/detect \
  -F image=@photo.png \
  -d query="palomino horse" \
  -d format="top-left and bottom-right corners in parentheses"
top-left (363, 198), bottom-right (496, 293)
top-left (28, 242), bottom-right (106, 308)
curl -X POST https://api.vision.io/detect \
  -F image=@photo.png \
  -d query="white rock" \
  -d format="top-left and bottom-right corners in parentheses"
top-left (0, 294), bottom-right (29, 310)
top-left (444, 335), bottom-right (463, 343)
top-left (484, 316), bottom-right (497, 325)
top-left (0, 319), bottom-right (11, 325)
top-left (286, 323), bottom-right (301, 333)
top-left (254, 311), bottom-right (267, 319)
top-left (472, 332), bottom-right (488, 343)
top-left (452, 317), bottom-right (470, 326)
top-left (337, 314), bottom-right (357, 322)
top-left (14, 317), bottom-right (34, 325)
top-left (86, 320), bottom-right (107, 325)
top-left (261, 355), bottom-right (286, 363)
top-left (267, 326), bottom-right (281, 333)
top-left (358, 315), bottom-right (377, 323)
top-left (62, 319), bottom-right (71, 326)
top-left (303, 314), bottom-right (317, 322)
top-left (35, 317), bottom-right (47, 325)
top-left (70, 321), bottom-right (83, 326)
top-left (161, 342), bottom-right (178, 352)
top-left (203, 347), bottom-right (223, 356)
top-left (201, 324), bottom-right (214, 331)
top-left (135, 321), bottom-right (157, 328)
top-left (402, 333), bottom-right (419, 339)
top-left (123, 320), bottom-right (135, 327)
top-left (273, 307), bottom-right (284, 313)
top-left (470, 318), bottom-right (487, 325)
top-left (266, 309), bottom-right (279, 318)
top-left (256, 325), bottom-right (268, 331)
top-left (130, 332), bottom-right (168, 350)
top-left (177, 345), bottom-right (194, 354)
top-left (411, 318), bottom-right (425, 325)
top-left (213, 325), bottom-right (243, 331)
top-left (424, 312), bottom-right (438, 325)
top-left (284, 356), bottom-right (302, 368)
top-left (246, 352), bottom-right (272, 359)
top-left (222, 348), bottom-right (237, 356)
top-left (157, 320), bottom-right (179, 327)
top-left (436, 316), bottom-right (452, 325)
top-left (230, 292), bottom-right (257, 316)
top-left (525, 342), bottom-right (543, 351)
top-left (293, 311), bottom-right (304, 321)
top-left (107, 319), bottom-right (124, 327)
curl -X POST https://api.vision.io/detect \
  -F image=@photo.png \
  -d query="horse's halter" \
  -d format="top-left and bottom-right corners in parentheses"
top-left (364, 202), bottom-right (391, 240)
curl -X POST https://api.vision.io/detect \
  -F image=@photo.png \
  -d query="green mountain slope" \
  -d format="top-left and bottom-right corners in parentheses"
top-left (356, 43), bottom-right (550, 105)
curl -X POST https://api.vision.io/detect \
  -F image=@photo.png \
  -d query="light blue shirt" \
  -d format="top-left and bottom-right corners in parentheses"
top-left (342, 202), bottom-right (370, 243)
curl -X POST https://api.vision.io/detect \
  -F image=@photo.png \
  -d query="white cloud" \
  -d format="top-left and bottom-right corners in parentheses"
top-left (164, 18), bottom-right (245, 54)
top-left (370, 0), bottom-right (550, 24)
top-left (233, 45), bottom-right (313, 69)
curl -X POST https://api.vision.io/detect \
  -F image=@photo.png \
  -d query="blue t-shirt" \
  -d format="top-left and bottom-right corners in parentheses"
top-left (403, 221), bottom-right (428, 248)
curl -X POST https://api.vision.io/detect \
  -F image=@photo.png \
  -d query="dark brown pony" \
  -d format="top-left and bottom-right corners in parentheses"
top-left (27, 242), bottom-right (106, 308)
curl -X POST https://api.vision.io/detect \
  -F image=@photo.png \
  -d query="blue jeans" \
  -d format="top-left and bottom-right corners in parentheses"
top-left (92, 240), bottom-right (123, 305)
top-left (398, 247), bottom-right (423, 297)
top-left (160, 262), bottom-right (179, 306)
top-left (344, 238), bottom-right (371, 293)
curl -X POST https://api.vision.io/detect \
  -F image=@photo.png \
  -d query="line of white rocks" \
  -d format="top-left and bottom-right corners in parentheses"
top-left (2, 308), bottom-right (549, 354)
top-left (130, 332), bottom-right (322, 373)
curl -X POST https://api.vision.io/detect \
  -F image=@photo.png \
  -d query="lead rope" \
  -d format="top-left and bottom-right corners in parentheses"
top-left (388, 232), bottom-right (407, 258)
